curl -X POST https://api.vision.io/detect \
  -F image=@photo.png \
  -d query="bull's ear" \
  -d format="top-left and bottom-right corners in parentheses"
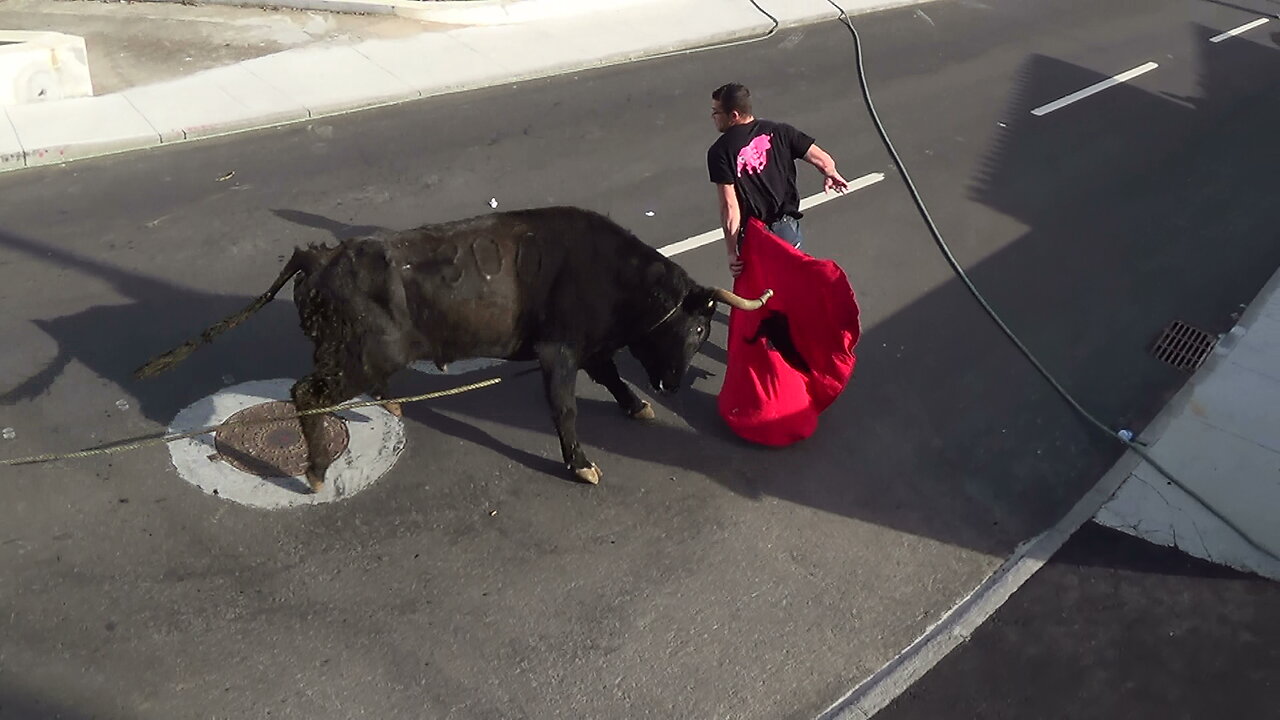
top-left (683, 286), bottom-right (717, 315)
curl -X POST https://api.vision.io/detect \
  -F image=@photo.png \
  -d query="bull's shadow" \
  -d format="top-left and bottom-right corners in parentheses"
top-left (0, 210), bottom-right (413, 425)
top-left (0, 227), bottom-right (312, 424)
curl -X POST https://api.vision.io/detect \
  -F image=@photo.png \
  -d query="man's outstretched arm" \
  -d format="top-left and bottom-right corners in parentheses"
top-left (803, 144), bottom-right (849, 193)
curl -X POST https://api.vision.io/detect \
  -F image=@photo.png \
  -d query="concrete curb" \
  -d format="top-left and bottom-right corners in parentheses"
top-left (394, 0), bottom-right (648, 25)
top-left (0, 0), bottom-right (933, 173)
top-left (0, 109), bottom-right (23, 171)
top-left (135, 0), bottom-right (915, 27)
top-left (5, 94), bottom-right (161, 167)
top-left (136, 0), bottom-right (648, 24)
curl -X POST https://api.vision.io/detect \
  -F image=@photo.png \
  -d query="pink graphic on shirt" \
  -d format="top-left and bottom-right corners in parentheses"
top-left (735, 133), bottom-right (773, 177)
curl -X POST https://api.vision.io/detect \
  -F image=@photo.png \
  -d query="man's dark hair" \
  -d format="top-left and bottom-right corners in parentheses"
top-left (712, 83), bottom-right (752, 116)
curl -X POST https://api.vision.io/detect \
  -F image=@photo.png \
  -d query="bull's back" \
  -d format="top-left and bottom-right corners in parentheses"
top-left (294, 207), bottom-right (676, 365)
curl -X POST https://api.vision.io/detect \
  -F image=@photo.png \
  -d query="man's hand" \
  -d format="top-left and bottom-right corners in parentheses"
top-left (728, 251), bottom-right (744, 278)
top-left (824, 171), bottom-right (849, 194)
top-left (804, 144), bottom-right (849, 194)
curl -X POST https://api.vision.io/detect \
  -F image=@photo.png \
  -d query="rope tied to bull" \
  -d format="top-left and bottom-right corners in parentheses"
top-left (0, 376), bottom-right (504, 468)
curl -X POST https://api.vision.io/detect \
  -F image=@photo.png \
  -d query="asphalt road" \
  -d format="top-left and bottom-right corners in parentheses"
top-left (876, 522), bottom-right (1280, 720)
top-left (1, 0), bottom-right (1277, 717)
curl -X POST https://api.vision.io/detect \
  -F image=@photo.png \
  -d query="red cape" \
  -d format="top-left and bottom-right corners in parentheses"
top-left (717, 217), bottom-right (861, 446)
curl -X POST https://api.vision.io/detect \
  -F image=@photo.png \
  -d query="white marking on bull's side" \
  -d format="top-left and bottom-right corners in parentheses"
top-left (167, 379), bottom-right (404, 509)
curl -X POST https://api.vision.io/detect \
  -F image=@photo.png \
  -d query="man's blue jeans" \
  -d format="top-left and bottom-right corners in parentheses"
top-left (768, 216), bottom-right (803, 249)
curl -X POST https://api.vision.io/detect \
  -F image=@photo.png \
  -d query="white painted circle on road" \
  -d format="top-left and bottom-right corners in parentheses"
top-left (167, 379), bottom-right (404, 509)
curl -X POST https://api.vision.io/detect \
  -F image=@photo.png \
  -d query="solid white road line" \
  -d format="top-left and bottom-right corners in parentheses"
top-left (1210, 18), bottom-right (1270, 43)
top-left (1030, 62), bottom-right (1159, 116)
top-left (656, 172), bottom-right (886, 257)
top-left (657, 228), bottom-right (723, 258)
top-left (799, 172), bottom-right (887, 211)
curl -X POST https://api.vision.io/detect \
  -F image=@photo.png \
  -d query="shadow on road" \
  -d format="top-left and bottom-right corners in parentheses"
top-left (403, 24), bottom-right (1280, 547)
top-left (1, 25), bottom-right (1277, 557)
top-left (0, 677), bottom-right (119, 720)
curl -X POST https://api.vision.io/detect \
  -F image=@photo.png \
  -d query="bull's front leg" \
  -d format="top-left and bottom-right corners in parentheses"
top-left (536, 342), bottom-right (600, 485)
top-left (583, 355), bottom-right (654, 420)
top-left (290, 370), bottom-right (352, 494)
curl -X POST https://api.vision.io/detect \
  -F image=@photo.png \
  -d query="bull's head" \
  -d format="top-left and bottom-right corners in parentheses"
top-left (629, 287), bottom-right (773, 394)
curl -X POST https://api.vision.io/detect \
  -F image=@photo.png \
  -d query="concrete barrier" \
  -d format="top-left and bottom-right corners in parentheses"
top-left (0, 31), bottom-right (93, 106)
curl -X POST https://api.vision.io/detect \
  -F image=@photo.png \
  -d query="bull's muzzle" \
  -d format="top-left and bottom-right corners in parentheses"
top-left (713, 288), bottom-right (774, 311)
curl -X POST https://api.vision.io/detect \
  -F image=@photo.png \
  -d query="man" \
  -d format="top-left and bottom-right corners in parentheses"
top-left (707, 82), bottom-right (850, 276)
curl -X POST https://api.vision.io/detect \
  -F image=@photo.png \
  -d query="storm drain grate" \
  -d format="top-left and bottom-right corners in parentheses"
top-left (213, 401), bottom-right (349, 478)
top-left (1151, 320), bottom-right (1217, 372)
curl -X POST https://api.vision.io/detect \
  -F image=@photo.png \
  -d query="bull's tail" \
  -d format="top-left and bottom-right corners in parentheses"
top-left (134, 249), bottom-right (312, 379)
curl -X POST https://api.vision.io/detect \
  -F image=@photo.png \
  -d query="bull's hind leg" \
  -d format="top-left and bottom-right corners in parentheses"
top-left (290, 371), bottom-right (356, 494)
top-left (583, 356), bottom-right (653, 420)
top-left (536, 342), bottom-right (600, 485)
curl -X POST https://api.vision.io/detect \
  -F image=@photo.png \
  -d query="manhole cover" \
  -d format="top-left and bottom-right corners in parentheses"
top-left (213, 401), bottom-right (349, 477)
top-left (168, 379), bottom-right (405, 508)
top-left (1151, 320), bottom-right (1217, 372)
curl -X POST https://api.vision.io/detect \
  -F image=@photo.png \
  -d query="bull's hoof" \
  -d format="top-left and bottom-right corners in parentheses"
top-left (630, 401), bottom-right (656, 421)
top-left (306, 472), bottom-right (325, 494)
top-left (382, 401), bottom-right (403, 418)
top-left (574, 463), bottom-right (602, 485)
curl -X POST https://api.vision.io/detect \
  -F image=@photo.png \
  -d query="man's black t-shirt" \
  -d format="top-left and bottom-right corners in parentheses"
top-left (707, 119), bottom-right (815, 226)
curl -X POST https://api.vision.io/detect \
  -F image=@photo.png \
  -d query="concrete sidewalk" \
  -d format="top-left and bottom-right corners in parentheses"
top-left (0, 0), bottom-right (435, 96)
top-left (0, 0), bottom-right (922, 172)
top-left (1096, 266), bottom-right (1280, 581)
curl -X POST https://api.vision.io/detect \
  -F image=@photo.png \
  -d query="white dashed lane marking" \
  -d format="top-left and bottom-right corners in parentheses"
top-left (1030, 62), bottom-right (1159, 116)
top-left (655, 172), bottom-right (886, 257)
top-left (1210, 18), bottom-right (1270, 43)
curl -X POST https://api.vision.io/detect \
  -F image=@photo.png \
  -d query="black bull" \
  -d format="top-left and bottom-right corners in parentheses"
top-left (136, 207), bottom-right (771, 491)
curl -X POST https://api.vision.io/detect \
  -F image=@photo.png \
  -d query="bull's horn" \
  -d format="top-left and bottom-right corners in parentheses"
top-left (712, 288), bottom-right (774, 311)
